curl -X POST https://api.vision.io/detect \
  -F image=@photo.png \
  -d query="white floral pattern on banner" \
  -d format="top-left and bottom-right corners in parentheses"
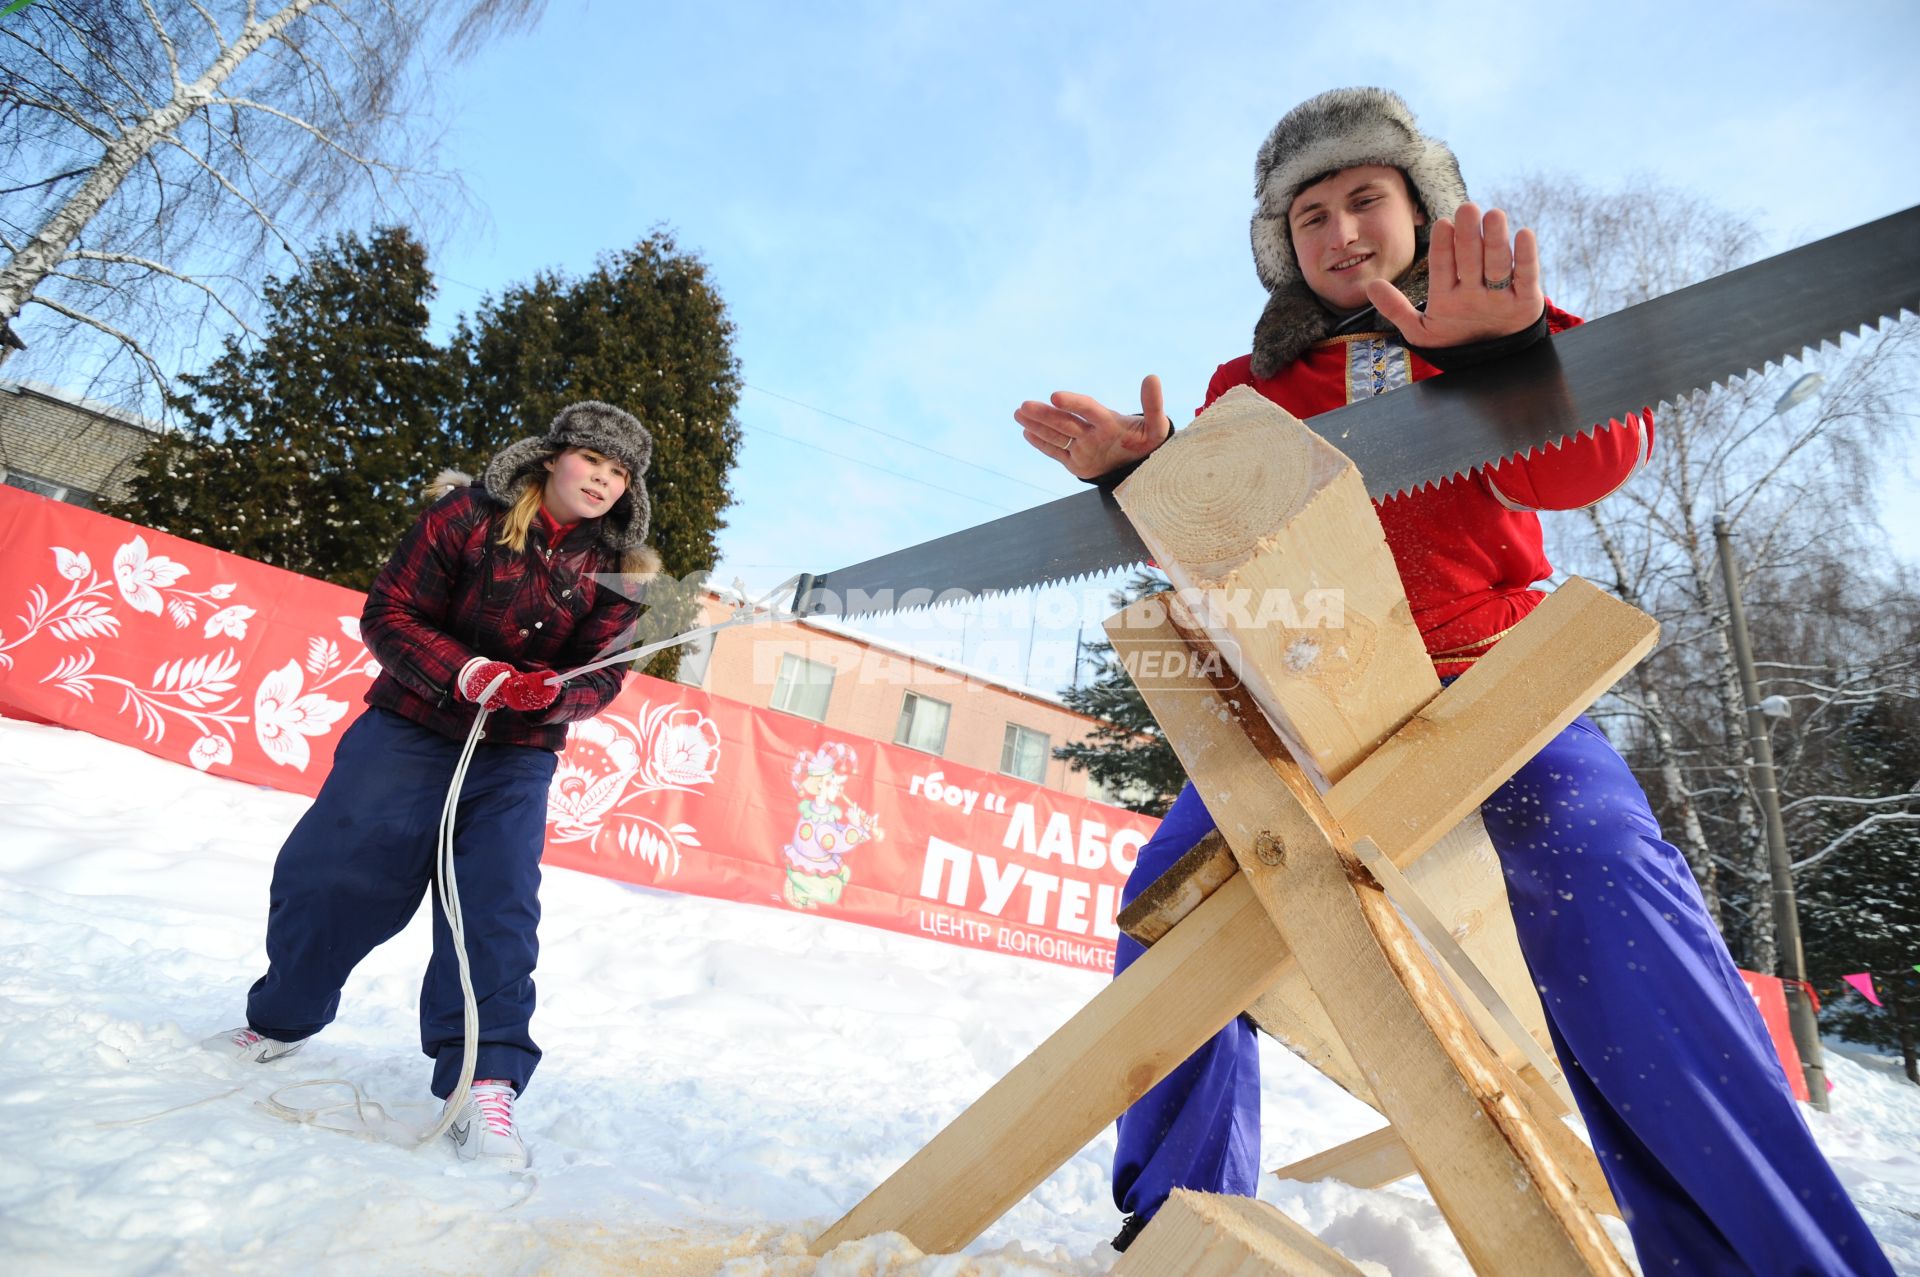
top-left (110, 535), bottom-right (238, 629)
top-left (549, 700), bottom-right (723, 878)
top-left (43, 648), bottom-right (249, 744)
top-left (1, 547), bottom-right (122, 670)
top-left (189, 735), bottom-right (234, 772)
top-left (253, 661), bottom-right (349, 772)
top-left (203, 605), bottom-right (256, 639)
top-left (6, 516), bottom-right (381, 779)
top-left (112, 536), bottom-right (189, 616)
top-left (303, 616), bottom-right (382, 688)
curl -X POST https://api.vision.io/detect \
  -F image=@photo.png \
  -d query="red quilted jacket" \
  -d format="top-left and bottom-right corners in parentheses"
top-left (360, 485), bottom-right (640, 750)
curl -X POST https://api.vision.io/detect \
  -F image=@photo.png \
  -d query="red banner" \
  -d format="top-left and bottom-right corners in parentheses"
top-left (0, 486), bottom-right (372, 790)
top-left (1739, 968), bottom-right (1811, 1102)
top-left (0, 488), bottom-right (1155, 971)
top-left (541, 677), bottom-right (1153, 971)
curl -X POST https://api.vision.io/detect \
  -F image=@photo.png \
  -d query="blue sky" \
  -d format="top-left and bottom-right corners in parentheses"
top-left (416, 0), bottom-right (1920, 681)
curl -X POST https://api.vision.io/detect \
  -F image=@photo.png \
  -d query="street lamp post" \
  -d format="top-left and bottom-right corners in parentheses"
top-left (1714, 502), bottom-right (1828, 1110)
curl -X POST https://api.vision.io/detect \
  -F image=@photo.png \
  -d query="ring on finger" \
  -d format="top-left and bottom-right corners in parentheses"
top-left (1484, 272), bottom-right (1515, 292)
top-left (1063, 437), bottom-right (1075, 451)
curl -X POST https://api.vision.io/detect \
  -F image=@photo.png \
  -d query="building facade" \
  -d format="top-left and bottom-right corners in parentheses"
top-left (677, 591), bottom-right (1127, 803)
top-left (0, 381), bottom-right (163, 509)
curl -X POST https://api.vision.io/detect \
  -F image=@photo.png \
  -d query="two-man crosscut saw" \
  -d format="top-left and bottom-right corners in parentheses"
top-left (791, 205), bottom-right (1919, 620)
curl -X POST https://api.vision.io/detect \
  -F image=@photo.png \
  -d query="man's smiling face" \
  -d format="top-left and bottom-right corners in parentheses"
top-left (1287, 164), bottom-right (1428, 313)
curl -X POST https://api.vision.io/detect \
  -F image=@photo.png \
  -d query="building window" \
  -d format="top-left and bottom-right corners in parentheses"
top-left (1001, 723), bottom-right (1051, 783)
top-left (770, 653), bottom-right (835, 721)
top-left (894, 691), bottom-right (951, 755)
top-left (2, 469), bottom-right (68, 502)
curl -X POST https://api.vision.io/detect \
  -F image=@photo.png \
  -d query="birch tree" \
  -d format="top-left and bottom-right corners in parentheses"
top-left (1492, 172), bottom-right (1919, 967)
top-left (0, 0), bottom-right (542, 403)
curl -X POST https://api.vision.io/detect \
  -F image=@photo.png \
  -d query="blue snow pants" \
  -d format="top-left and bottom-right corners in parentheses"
top-left (246, 707), bottom-right (557, 1099)
top-left (1112, 714), bottom-right (1893, 1276)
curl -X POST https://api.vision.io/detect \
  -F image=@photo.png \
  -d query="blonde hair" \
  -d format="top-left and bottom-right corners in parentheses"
top-left (494, 456), bottom-right (660, 578)
top-left (495, 477), bottom-right (547, 555)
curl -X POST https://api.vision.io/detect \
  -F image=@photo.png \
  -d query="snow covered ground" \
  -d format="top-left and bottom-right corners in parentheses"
top-left (2, 713), bottom-right (1916, 1276)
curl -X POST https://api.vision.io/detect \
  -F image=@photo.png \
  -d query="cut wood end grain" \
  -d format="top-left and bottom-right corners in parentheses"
top-left (1115, 386), bottom-right (1350, 582)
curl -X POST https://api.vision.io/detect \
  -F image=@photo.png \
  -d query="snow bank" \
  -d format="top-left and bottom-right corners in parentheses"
top-left (2, 716), bottom-right (1914, 1275)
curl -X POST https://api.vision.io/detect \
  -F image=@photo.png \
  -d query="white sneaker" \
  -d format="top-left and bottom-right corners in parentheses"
top-left (205, 1026), bottom-right (305, 1063)
top-left (444, 1079), bottom-right (528, 1169)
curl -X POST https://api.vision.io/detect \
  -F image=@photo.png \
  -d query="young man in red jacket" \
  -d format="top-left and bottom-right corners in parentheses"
top-left (1016, 88), bottom-right (1891, 1275)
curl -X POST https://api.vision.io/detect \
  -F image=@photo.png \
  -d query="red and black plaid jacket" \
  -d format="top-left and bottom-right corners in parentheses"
top-left (361, 486), bottom-right (641, 750)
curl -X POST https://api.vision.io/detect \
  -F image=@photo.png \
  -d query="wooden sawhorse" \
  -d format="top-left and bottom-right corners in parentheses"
top-left (811, 388), bottom-right (1658, 1275)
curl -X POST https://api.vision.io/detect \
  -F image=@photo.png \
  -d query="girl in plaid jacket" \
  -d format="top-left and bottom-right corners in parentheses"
top-left (208, 401), bottom-right (656, 1169)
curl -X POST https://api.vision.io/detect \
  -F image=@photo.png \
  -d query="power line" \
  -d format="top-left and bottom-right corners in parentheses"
top-left (745, 382), bottom-right (1058, 498)
top-left (741, 419), bottom-right (1019, 513)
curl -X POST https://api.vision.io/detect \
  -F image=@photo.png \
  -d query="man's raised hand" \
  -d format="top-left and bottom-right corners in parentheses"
top-left (1015, 375), bottom-right (1172, 481)
top-left (1367, 202), bottom-right (1544, 348)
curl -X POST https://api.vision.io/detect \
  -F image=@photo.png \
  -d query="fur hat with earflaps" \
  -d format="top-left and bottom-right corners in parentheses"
top-left (481, 400), bottom-right (655, 556)
top-left (1248, 87), bottom-right (1469, 378)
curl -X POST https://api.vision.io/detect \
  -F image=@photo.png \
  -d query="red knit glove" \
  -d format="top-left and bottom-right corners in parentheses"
top-left (457, 660), bottom-right (562, 712)
top-left (456, 659), bottom-right (516, 710)
top-left (499, 669), bottom-right (561, 713)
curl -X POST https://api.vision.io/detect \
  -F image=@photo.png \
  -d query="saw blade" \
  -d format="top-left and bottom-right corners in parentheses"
top-left (1347, 202), bottom-right (1920, 501)
top-left (791, 488), bottom-right (1148, 619)
top-left (797, 205), bottom-right (1919, 619)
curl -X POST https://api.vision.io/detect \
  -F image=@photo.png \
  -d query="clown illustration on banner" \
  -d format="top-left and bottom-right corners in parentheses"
top-left (781, 742), bottom-right (884, 909)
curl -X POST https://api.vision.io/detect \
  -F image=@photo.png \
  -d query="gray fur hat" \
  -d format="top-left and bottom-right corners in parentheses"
top-left (1248, 88), bottom-right (1468, 377)
top-left (481, 400), bottom-right (654, 555)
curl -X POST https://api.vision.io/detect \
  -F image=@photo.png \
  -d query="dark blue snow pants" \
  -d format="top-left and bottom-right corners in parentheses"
top-left (1112, 715), bottom-right (1892, 1276)
top-left (246, 707), bottom-right (556, 1099)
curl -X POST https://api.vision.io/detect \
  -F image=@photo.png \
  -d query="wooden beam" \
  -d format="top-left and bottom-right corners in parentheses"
top-left (1114, 1190), bottom-right (1367, 1276)
top-left (1114, 576), bottom-right (1658, 1099)
top-left (1112, 387), bottom-right (1559, 1072)
top-left (1117, 830), bottom-right (1236, 946)
top-left (1112, 599), bottom-right (1555, 1093)
top-left (810, 872), bottom-right (1292, 1256)
top-left (1270, 1125), bottom-right (1411, 1191)
top-left (1115, 384), bottom-right (1441, 790)
top-left (1326, 577), bottom-right (1659, 871)
top-left (1116, 577), bottom-right (1659, 935)
top-left (1116, 388), bottom-right (1629, 1272)
top-left (1272, 1117), bottom-right (1622, 1221)
top-left (1128, 602), bottom-right (1629, 1275)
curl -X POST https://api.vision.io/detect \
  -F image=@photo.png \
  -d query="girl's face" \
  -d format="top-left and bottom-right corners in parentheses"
top-left (542, 447), bottom-right (630, 524)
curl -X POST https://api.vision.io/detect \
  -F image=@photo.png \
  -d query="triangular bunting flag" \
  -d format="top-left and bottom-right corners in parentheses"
top-left (1842, 972), bottom-right (1882, 1007)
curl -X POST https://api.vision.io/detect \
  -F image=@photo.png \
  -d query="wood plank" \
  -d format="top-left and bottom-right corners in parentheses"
top-left (1112, 388), bottom-right (1560, 1077)
top-left (1327, 577), bottom-right (1659, 871)
top-left (1127, 605), bottom-right (1627, 1273)
top-left (1271, 1125), bottom-right (1411, 1191)
top-left (1114, 1189), bottom-right (1367, 1277)
top-left (1115, 578), bottom-right (1657, 929)
top-left (1272, 1118), bottom-right (1622, 1220)
top-left (1115, 384), bottom-right (1441, 790)
top-left (1114, 577), bottom-right (1656, 1087)
top-left (1112, 601), bottom-right (1553, 1098)
top-left (810, 872), bottom-right (1292, 1256)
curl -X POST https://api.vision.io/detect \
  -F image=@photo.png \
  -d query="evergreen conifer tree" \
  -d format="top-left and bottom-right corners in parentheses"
top-left (105, 226), bottom-right (451, 590)
top-left (449, 231), bottom-right (743, 676)
top-left (1054, 571), bottom-right (1186, 815)
top-left (1798, 697), bottom-right (1920, 1084)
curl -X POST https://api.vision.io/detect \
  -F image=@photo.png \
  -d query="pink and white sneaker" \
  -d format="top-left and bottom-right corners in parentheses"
top-left (204, 1026), bottom-right (305, 1063)
top-left (444, 1079), bottom-right (528, 1169)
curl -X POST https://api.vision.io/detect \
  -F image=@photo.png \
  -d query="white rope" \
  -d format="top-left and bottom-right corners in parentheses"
top-left (552, 574), bottom-right (802, 684)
